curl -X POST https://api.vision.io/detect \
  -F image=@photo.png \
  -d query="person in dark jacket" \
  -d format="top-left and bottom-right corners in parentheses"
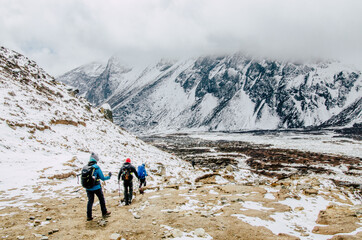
top-left (118, 158), bottom-right (139, 205)
top-left (85, 152), bottom-right (111, 221)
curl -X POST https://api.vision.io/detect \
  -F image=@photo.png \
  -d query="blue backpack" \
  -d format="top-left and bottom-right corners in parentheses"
top-left (138, 165), bottom-right (147, 179)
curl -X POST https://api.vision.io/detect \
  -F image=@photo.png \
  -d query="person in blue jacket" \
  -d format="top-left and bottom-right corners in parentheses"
top-left (86, 152), bottom-right (111, 221)
top-left (137, 163), bottom-right (148, 193)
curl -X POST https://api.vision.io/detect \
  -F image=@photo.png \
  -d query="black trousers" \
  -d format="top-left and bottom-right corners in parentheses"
top-left (123, 180), bottom-right (133, 204)
top-left (86, 188), bottom-right (107, 218)
top-left (139, 178), bottom-right (146, 188)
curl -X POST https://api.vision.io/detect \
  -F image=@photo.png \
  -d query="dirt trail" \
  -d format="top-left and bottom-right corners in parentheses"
top-left (1, 178), bottom-right (361, 240)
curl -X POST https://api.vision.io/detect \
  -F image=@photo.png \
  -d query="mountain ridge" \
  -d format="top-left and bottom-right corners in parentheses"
top-left (57, 53), bottom-right (362, 134)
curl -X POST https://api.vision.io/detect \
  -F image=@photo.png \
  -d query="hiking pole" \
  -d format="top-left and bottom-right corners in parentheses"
top-left (118, 181), bottom-right (121, 198)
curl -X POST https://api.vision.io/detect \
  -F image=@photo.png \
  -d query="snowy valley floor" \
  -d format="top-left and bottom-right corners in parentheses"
top-left (0, 176), bottom-right (361, 240)
top-left (1, 131), bottom-right (361, 240)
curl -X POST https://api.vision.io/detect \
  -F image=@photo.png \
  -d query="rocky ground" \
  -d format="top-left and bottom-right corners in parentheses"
top-left (1, 133), bottom-right (361, 240)
top-left (1, 173), bottom-right (361, 240)
top-left (142, 133), bottom-right (362, 189)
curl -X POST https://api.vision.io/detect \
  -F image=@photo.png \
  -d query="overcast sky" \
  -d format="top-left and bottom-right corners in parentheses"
top-left (1, 0), bottom-right (362, 76)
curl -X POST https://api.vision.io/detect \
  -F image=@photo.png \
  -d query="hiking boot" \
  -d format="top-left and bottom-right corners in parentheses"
top-left (102, 211), bottom-right (111, 218)
top-left (87, 217), bottom-right (93, 221)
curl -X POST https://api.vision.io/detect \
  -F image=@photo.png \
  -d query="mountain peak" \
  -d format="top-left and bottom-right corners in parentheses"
top-left (57, 53), bottom-right (362, 134)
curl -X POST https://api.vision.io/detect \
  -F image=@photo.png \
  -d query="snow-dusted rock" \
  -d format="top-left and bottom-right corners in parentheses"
top-left (194, 228), bottom-right (206, 237)
top-left (304, 188), bottom-right (318, 195)
top-left (225, 165), bottom-right (234, 172)
top-left (110, 233), bottom-right (121, 240)
top-left (172, 229), bottom-right (183, 238)
top-left (99, 220), bottom-right (107, 227)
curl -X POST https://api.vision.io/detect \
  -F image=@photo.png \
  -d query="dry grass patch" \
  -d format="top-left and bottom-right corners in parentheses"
top-left (48, 171), bottom-right (76, 180)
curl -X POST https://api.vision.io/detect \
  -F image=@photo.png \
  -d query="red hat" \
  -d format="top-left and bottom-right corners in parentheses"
top-left (126, 158), bottom-right (131, 163)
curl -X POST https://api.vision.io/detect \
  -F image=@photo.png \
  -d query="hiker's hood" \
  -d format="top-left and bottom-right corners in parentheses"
top-left (123, 162), bottom-right (131, 167)
top-left (88, 162), bottom-right (99, 169)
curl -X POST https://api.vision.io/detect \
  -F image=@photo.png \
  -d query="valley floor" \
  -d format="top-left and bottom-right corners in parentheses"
top-left (1, 131), bottom-right (361, 240)
top-left (0, 176), bottom-right (361, 240)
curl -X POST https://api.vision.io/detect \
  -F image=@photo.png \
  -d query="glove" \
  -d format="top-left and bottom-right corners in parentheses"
top-left (109, 172), bottom-right (112, 177)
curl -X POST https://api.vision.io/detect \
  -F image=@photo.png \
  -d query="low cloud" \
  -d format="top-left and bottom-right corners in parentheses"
top-left (1, 0), bottom-right (362, 76)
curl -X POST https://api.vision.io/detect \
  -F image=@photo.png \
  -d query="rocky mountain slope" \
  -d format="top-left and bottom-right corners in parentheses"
top-left (57, 61), bottom-right (106, 96)
top-left (57, 54), bottom-right (362, 134)
top-left (0, 46), bottom-right (192, 208)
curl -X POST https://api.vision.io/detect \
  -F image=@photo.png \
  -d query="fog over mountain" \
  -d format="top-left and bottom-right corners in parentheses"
top-left (1, 0), bottom-right (362, 76)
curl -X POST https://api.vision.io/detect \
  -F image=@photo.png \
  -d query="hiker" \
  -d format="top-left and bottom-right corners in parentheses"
top-left (192, 160), bottom-right (195, 169)
top-left (81, 152), bottom-right (111, 221)
top-left (137, 163), bottom-right (148, 194)
top-left (118, 158), bottom-right (139, 205)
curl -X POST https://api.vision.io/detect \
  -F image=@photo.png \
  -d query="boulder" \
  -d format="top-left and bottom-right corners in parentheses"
top-left (34, 220), bottom-right (41, 226)
top-left (155, 163), bottom-right (166, 176)
top-left (110, 233), bottom-right (121, 240)
top-left (100, 104), bottom-right (113, 122)
top-left (294, 207), bottom-right (304, 212)
top-left (172, 229), bottom-right (183, 238)
top-left (195, 173), bottom-right (220, 184)
top-left (195, 228), bottom-right (206, 237)
top-left (200, 211), bottom-right (211, 218)
top-left (313, 205), bottom-right (360, 235)
top-left (277, 233), bottom-right (299, 240)
top-left (225, 165), bottom-right (233, 172)
top-left (99, 220), bottom-right (107, 227)
top-left (296, 183), bottom-right (312, 191)
top-left (304, 188), bottom-right (318, 195)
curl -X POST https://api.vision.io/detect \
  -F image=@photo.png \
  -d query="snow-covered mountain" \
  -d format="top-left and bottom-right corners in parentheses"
top-left (0, 46), bottom-right (192, 207)
top-left (56, 61), bottom-right (106, 96)
top-left (57, 54), bottom-right (362, 134)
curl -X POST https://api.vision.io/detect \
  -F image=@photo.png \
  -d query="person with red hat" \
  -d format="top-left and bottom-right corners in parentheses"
top-left (117, 158), bottom-right (139, 205)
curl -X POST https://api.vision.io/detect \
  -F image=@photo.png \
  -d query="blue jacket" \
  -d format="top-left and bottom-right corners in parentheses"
top-left (86, 163), bottom-right (110, 191)
top-left (137, 164), bottom-right (148, 179)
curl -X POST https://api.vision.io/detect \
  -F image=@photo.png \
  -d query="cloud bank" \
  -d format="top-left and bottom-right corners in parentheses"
top-left (1, 0), bottom-right (362, 76)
